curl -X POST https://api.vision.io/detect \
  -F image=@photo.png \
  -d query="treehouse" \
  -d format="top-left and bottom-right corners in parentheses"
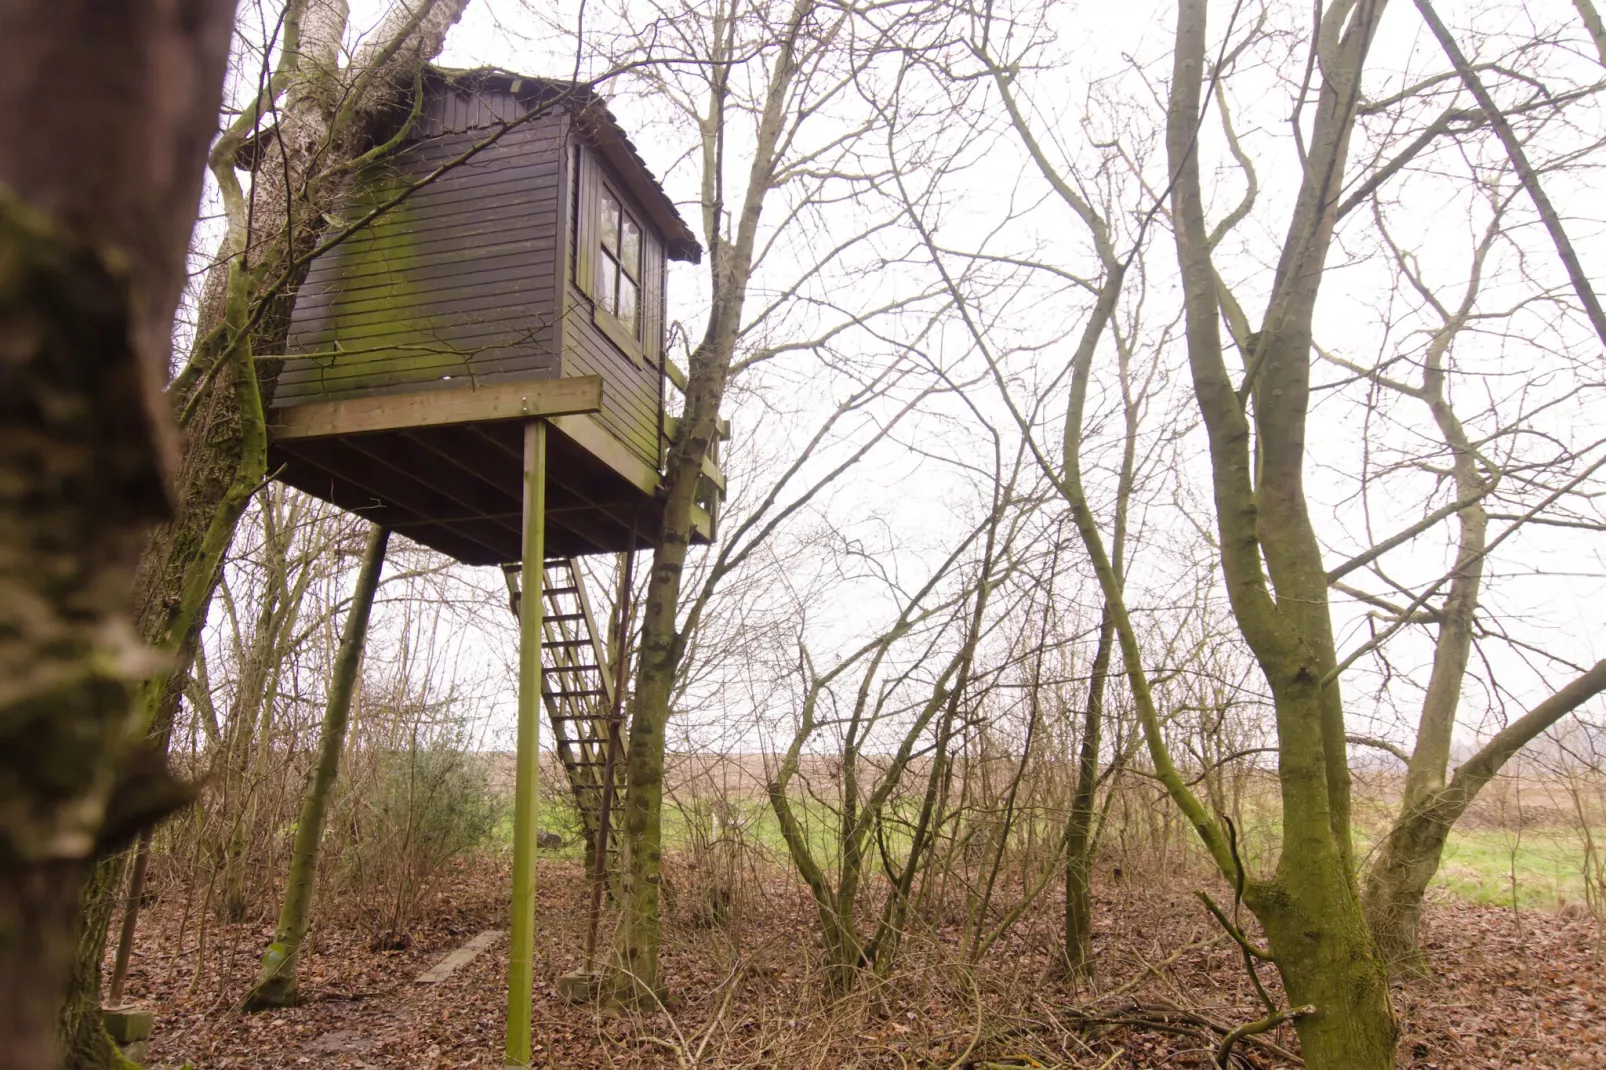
top-left (268, 67), bottom-right (722, 564)
top-left (263, 68), bottom-right (723, 1063)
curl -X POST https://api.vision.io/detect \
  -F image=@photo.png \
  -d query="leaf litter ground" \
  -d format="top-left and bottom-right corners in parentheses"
top-left (115, 855), bottom-right (1605, 1068)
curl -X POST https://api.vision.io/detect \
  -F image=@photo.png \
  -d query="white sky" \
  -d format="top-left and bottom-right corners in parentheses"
top-left (203, 0), bottom-right (1606, 767)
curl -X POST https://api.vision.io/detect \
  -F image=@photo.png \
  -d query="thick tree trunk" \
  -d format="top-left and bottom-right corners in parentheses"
top-left (54, 0), bottom-right (469, 1041)
top-left (1160, 1), bottom-right (1399, 1064)
top-left (245, 525), bottom-right (389, 1010)
top-left (0, 864), bottom-right (98, 1070)
top-left (0, 3), bottom-right (233, 1066)
top-left (1252, 854), bottom-right (1396, 1066)
top-left (60, 676), bottom-right (185, 1070)
top-left (57, 858), bottom-right (135, 1070)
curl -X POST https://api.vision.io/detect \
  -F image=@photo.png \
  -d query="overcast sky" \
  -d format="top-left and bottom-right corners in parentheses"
top-left (203, 0), bottom-right (1606, 762)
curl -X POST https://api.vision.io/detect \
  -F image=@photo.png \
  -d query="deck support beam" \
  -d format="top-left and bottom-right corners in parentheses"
top-left (270, 375), bottom-right (603, 442)
top-left (506, 419), bottom-right (547, 1068)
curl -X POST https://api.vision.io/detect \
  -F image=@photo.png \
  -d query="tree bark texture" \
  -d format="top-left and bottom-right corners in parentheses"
top-left (52, 0), bottom-right (469, 1050)
top-left (58, 676), bottom-right (193, 1068)
top-left (57, 857), bottom-right (135, 1070)
top-left (1164, 0), bottom-right (1398, 1064)
top-left (0, 2), bottom-right (234, 1066)
top-left (245, 525), bottom-right (389, 1010)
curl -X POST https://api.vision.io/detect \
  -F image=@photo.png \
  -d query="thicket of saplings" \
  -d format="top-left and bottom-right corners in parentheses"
top-left (111, 496), bottom-right (1606, 1012)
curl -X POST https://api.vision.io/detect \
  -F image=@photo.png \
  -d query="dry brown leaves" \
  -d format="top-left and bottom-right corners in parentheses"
top-left (115, 854), bottom-right (1603, 1068)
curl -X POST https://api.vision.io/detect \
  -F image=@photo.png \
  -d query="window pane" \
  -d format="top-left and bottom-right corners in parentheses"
top-left (600, 192), bottom-right (620, 254)
top-left (599, 255), bottom-right (618, 314)
top-left (618, 276), bottom-right (639, 336)
top-left (620, 216), bottom-right (642, 280)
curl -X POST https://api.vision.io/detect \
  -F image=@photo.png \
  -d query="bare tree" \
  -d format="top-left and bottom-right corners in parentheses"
top-left (589, 0), bottom-right (932, 1000)
top-left (890, 0), bottom-right (1404, 1062)
top-left (1324, 176), bottom-right (1606, 965)
top-left (767, 441), bottom-right (1035, 989)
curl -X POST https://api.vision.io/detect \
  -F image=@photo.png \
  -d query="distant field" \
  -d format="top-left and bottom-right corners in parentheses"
top-left (490, 753), bottom-right (1604, 913)
top-left (1214, 771), bottom-right (1603, 912)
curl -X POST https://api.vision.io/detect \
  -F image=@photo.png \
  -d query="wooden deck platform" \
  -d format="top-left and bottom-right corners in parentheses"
top-left (268, 375), bottom-right (714, 564)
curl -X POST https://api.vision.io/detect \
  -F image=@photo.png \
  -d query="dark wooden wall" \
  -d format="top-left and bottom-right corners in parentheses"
top-left (562, 142), bottom-right (668, 471)
top-left (276, 78), bottom-right (674, 481)
top-left (276, 92), bottom-right (569, 405)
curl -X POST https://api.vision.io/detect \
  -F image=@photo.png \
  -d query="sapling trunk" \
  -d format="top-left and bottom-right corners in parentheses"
top-left (243, 525), bottom-right (389, 1011)
top-left (1064, 609), bottom-right (1114, 977)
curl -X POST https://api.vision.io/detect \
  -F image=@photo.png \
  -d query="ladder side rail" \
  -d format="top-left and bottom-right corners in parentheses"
top-left (567, 558), bottom-right (619, 713)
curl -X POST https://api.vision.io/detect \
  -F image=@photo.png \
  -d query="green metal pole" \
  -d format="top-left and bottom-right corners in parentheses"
top-left (506, 419), bottom-right (546, 1067)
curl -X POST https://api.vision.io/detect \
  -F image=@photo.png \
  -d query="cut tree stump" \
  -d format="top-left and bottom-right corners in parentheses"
top-left (101, 1006), bottom-right (154, 1062)
top-left (414, 930), bottom-right (505, 984)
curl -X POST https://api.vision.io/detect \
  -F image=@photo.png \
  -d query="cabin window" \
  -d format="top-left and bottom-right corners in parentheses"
top-left (598, 189), bottom-right (643, 338)
top-left (575, 147), bottom-right (662, 366)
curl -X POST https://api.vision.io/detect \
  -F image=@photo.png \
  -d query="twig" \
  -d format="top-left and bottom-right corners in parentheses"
top-left (1216, 1003), bottom-right (1314, 1068)
top-left (1412, 0), bottom-right (1606, 348)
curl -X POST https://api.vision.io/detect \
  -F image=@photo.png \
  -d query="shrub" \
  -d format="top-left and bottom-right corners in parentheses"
top-left (327, 741), bottom-right (502, 948)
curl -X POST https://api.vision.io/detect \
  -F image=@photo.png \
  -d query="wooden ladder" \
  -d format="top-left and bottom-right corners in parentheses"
top-left (536, 558), bottom-right (626, 863)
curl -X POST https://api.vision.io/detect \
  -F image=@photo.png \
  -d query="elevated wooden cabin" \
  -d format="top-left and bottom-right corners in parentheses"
top-left (268, 67), bottom-right (720, 564)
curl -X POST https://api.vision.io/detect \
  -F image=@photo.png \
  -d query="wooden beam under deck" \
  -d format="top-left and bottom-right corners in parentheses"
top-left (268, 377), bottom-right (722, 562)
top-left (269, 375), bottom-right (604, 441)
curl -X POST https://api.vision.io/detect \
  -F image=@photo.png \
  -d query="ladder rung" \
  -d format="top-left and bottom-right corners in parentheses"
top-left (543, 613), bottom-right (586, 623)
top-left (543, 639), bottom-right (591, 648)
top-left (546, 689), bottom-right (605, 697)
top-left (546, 664), bottom-right (600, 672)
top-left (543, 585), bottom-right (579, 596)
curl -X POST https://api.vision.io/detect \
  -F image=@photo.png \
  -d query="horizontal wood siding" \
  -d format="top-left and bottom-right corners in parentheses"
top-left (563, 142), bottom-right (666, 472)
top-left (277, 105), bottom-right (570, 405)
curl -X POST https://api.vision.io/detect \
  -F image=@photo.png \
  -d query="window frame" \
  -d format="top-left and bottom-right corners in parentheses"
top-left (575, 145), bottom-right (662, 368)
top-left (592, 184), bottom-right (647, 362)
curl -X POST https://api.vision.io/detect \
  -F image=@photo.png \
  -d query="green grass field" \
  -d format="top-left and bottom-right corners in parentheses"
top-left (1397, 826), bottom-right (1596, 909)
top-left (1236, 802), bottom-right (1601, 910)
top-left (498, 782), bottom-right (1602, 913)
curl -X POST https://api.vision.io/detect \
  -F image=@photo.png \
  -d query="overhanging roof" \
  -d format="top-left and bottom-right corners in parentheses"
top-left (426, 66), bottom-right (703, 264)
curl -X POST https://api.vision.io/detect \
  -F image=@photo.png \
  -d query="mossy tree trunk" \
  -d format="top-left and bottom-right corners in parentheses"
top-left (60, 690), bottom-right (186, 1070)
top-left (244, 525), bottom-right (389, 1010)
top-left (1363, 660), bottom-right (1606, 967)
top-left (55, 1), bottom-right (469, 1059)
top-left (0, 3), bottom-right (234, 1066)
top-left (976, 0), bottom-right (1404, 1063)
top-left (57, 858), bottom-right (138, 1070)
top-left (1156, 1), bottom-right (1398, 1063)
